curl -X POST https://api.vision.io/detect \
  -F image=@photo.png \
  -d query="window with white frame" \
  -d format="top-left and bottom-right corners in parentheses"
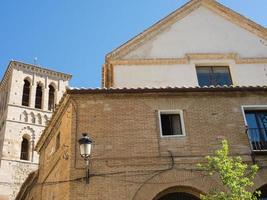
top-left (158, 110), bottom-right (186, 137)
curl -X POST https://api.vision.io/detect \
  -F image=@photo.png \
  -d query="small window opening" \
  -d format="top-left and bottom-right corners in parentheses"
top-left (35, 84), bottom-right (43, 109)
top-left (22, 80), bottom-right (30, 106)
top-left (160, 112), bottom-right (184, 136)
top-left (48, 85), bottom-right (55, 111)
top-left (20, 137), bottom-right (30, 160)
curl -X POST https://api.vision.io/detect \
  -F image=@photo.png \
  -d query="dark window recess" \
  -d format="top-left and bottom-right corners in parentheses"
top-left (258, 184), bottom-right (267, 200)
top-left (55, 133), bottom-right (60, 151)
top-left (48, 85), bottom-right (55, 111)
top-left (22, 80), bottom-right (30, 106)
top-left (20, 137), bottom-right (29, 160)
top-left (161, 114), bottom-right (183, 136)
top-left (35, 84), bottom-right (43, 109)
top-left (245, 111), bottom-right (267, 151)
top-left (158, 192), bottom-right (200, 200)
top-left (196, 66), bottom-right (232, 87)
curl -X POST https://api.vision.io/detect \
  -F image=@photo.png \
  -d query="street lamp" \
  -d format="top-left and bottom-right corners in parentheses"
top-left (78, 133), bottom-right (93, 184)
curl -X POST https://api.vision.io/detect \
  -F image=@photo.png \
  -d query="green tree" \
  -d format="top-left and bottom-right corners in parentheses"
top-left (198, 140), bottom-right (260, 200)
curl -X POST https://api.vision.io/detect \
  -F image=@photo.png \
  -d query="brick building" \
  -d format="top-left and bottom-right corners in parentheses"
top-left (16, 0), bottom-right (267, 199)
top-left (0, 61), bottom-right (71, 200)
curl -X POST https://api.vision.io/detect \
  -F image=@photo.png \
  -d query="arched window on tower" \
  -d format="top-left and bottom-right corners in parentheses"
top-left (22, 79), bottom-right (30, 106)
top-left (20, 136), bottom-right (30, 161)
top-left (48, 85), bottom-right (55, 111)
top-left (35, 83), bottom-right (43, 109)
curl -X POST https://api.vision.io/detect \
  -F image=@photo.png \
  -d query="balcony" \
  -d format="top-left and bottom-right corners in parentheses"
top-left (247, 128), bottom-right (267, 153)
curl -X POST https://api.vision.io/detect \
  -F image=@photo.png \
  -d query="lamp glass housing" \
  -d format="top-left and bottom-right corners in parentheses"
top-left (79, 143), bottom-right (92, 158)
top-left (79, 133), bottom-right (93, 160)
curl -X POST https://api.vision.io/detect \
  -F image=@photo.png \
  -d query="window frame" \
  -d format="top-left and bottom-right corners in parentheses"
top-left (241, 105), bottom-right (267, 152)
top-left (241, 105), bottom-right (267, 127)
top-left (158, 110), bottom-right (186, 138)
top-left (196, 65), bottom-right (233, 87)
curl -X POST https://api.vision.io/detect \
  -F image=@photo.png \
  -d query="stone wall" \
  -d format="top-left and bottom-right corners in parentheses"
top-left (0, 61), bottom-right (71, 200)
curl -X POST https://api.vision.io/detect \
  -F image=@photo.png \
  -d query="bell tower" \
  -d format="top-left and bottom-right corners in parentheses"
top-left (0, 60), bottom-right (71, 200)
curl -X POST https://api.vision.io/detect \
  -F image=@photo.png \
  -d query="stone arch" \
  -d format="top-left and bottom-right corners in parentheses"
top-left (131, 169), bottom-right (215, 200)
top-left (23, 76), bottom-right (32, 83)
top-left (30, 112), bottom-right (35, 124)
top-left (19, 126), bottom-right (35, 139)
top-left (255, 184), bottom-right (267, 200)
top-left (153, 186), bottom-right (201, 200)
top-left (48, 82), bottom-right (57, 90)
top-left (37, 113), bottom-right (42, 125)
top-left (19, 127), bottom-right (35, 161)
top-left (253, 168), bottom-right (267, 195)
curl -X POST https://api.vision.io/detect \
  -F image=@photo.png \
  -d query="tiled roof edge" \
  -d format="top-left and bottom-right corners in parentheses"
top-left (67, 85), bottom-right (267, 94)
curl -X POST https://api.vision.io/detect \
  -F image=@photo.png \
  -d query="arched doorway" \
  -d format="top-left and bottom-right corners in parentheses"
top-left (258, 184), bottom-right (267, 200)
top-left (153, 186), bottom-right (201, 200)
top-left (158, 192), bottom-right (200, 200)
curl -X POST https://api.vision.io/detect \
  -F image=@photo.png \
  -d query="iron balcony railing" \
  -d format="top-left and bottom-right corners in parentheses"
top-left (247, 128), bottom-right (267, 152)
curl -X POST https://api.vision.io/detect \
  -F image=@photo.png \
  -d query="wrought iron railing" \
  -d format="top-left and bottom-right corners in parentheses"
top-left (247, 128), bottom-right (267, 152)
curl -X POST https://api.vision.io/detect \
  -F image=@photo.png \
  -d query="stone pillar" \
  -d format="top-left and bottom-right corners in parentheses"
top-left (30, 83), bottom-right (36, 108)
top-left (43, 88), bottom-right (49, 111)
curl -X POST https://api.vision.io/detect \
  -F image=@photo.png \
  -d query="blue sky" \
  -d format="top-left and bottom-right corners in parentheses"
top-left (0, 0), bottom-right (266, 88)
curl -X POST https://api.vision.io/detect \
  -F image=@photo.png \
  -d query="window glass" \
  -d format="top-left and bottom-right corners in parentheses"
top-left (196, 66), bottom-right (232, 87)
top-left (161, 113), bottom-right (183, 136)
top-left (245, 111), bottom-right (267, 151)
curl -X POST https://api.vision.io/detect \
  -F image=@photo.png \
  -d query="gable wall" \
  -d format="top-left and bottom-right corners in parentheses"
top-left (110, 6), bottom-right (267, 88)
top-left (123, 7), bottom-right (267, 59)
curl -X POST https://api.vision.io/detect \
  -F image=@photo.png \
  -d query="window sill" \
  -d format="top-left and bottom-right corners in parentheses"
top-left (160, 135), bottom-right (186, 138)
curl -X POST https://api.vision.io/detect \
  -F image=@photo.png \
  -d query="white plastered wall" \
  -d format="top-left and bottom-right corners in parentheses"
top-left (114, 64), bottom-right (198, 88)
top-left (124, 6), bottom-right (267, 59)
top-left (113, 6), bottom-right (267, 88)
top-left (113, 61), bottom-right (267, 88)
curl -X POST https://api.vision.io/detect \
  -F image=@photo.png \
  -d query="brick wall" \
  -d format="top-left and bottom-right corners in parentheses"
top-left (23, 90), bottom-right (267, 200)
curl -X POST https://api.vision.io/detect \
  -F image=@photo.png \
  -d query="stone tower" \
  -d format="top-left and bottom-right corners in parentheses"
top-left (0, 60), bottom-right (71, 200)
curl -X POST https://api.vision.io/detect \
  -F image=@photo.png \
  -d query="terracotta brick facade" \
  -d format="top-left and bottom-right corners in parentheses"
top-left (17, 89), bottom-right (267, 199)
